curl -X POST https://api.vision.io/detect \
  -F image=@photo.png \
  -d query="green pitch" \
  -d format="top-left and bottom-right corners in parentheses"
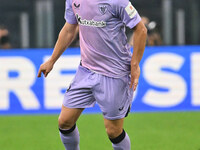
top-left (0, 112), bottom-right (200, 150)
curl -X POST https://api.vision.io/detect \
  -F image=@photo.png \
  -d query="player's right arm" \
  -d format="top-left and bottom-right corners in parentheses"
top-left (37, 22), bottom-right (78, 78)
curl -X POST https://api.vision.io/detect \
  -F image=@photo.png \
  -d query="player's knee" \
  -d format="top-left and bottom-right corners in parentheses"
top-left (58, 115), bottom-right (74, 129)
top-left (105, 126), bottom-right (122, 139)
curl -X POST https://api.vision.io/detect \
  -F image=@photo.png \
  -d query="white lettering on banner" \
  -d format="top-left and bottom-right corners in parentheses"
top-left (44, 56), bottom-right (80, 109)
top-left (132, 88), bottom-right (138, 102)
top-left (142, 53), bottom-right (186, 107)
top-left (191, 53), bottom-right (200, 106)
top-left (0, 57), bottom-right (40, 110)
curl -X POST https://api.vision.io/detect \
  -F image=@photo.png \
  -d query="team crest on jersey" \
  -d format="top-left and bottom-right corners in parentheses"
top-left (98, 4), bottom-right (107, 15)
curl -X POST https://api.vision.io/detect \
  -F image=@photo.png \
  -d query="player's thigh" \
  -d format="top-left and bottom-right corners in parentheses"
top-left (104, 118), bottom-right (124, 138)
top-left (58, 105), bottom-right (84, 129)
top-left (95, 74), bottom-right (133, 120)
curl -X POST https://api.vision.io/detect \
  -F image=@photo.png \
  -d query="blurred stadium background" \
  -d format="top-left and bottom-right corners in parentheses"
top-left (0, 0), bottom-right (200, 150)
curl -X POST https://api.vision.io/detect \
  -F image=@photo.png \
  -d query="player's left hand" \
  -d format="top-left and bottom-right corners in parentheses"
top-left (130, 64), bottom-right (140, 91)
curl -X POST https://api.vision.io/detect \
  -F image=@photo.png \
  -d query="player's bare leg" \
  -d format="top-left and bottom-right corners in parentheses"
top-left (104, 118), bottom-right (130, 150)
top-left (58, 105), bottom-right (84, 150)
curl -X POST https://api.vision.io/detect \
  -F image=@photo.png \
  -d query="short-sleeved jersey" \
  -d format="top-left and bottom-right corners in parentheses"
top-left (65, 0), bottom-right (141, 78)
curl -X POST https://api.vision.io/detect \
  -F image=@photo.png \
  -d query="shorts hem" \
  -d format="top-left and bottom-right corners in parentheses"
top-left (103, 115), bottom-right (127, 120)
top-left (62, 103), bottom-right (95, 109)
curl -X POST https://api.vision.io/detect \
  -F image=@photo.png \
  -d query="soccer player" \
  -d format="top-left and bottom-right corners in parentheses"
top-left (37, 0), bottom-right (147, 149)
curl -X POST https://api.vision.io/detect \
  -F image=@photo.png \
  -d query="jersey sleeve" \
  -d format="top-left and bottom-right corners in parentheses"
top-left (112, 0), bottom-right (141, 29)
top-left (64, 0), bottom-right (77, 24)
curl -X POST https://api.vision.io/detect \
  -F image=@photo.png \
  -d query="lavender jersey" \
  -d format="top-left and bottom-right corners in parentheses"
top-left (65, 0), bottom-right (141, 78)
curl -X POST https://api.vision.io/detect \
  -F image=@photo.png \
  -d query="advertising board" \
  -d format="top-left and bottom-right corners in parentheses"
top-left (0, 46), bottom-right (200, 114)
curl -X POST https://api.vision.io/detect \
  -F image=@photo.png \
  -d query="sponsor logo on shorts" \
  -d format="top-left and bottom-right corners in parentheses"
top-left (76, 14), bottom-right (106, 27)
top-left (119, 106), bottom-right (124, 111)
top-left (103, 112), bottom-right (107, 115)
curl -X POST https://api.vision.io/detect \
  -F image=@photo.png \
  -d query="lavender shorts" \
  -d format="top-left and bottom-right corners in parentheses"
top-left (63, 65), bottom-right (134, 120)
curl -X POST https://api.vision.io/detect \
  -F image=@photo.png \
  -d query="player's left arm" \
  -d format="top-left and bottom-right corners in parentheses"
top-left (130, 21), bottom-right (147, 91)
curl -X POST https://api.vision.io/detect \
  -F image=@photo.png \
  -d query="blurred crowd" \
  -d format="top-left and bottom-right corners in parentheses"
top-left (141, 16), bottom-right (162, 46)
top-left (129, 16), bottom-right (162, 47)
top-left (0, 16), bottom-right (162, 49)
top-left (0, 25), bottom-right (11, 49)
top-left (1, 0), bottom-right (199, 48)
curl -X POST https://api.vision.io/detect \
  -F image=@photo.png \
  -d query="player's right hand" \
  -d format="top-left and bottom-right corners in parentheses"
top-left (37, 59), bottom-right (54, 78)
top-left (130, 64), bottom-right (140, 91)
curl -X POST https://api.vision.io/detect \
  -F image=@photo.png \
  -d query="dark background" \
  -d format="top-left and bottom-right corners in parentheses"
top-left (0, 0), bottom-right (199, 48)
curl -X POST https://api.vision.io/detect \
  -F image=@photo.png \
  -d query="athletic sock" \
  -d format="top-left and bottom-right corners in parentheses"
top-left (110, 129), bottom-right (131, 150)
top-left (59, 124), bottom-right (80, 150)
